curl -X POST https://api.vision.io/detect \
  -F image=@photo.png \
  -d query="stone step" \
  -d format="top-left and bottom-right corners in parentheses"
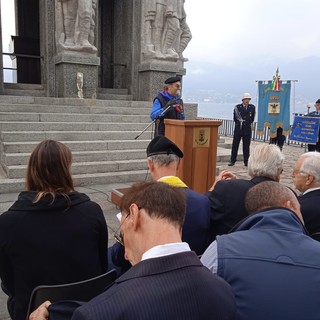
top-left (216, 146), bottom-right (243, 162)
top-left (0, 112), bottom-right (150, 123)
top-left (0, 121), bottom-right (150, 132)
top-left (97, 88), bottom-right (129, 95)
top-left (0, 169), bottom-right (149, 194)
top-left (97, 92), bottom-right (133, 100)
top-left (0, 104), bottom-right (150, 115)
top-left (1, 130), bottom-right (153, 142)
top-left (3, 149), bottom-right (147, 166)
top-left (2, 139), bottom-right (150, 153)
top-left (3, 84), bottom-right (45, 97)
top-left (0, 95), bottom-right (150, 108)
top-left (5, 159), bottom-right (148, 179)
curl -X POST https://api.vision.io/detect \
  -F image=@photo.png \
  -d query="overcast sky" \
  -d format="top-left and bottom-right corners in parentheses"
top-left (184, 0), bottom-right (320, 67)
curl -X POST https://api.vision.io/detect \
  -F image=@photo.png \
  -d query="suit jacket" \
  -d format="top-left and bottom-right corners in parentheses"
top-left (71, 251), bottom-right (236, 320)
top-left (183, 188), bottom-right (212, 255)
top-left (205, 176), bottom-right (274, 239)
top-left (110, 187), bottom-right (212, 273)
top-left (299, 189), bottom-right (320, 235)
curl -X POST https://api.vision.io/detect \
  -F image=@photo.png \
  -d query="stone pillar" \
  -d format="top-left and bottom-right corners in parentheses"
top-left (138, 0), bottom-right (192, 101)
top-left (54, 0), bottom-right (99, 98)
top-left (138, 60), bottom-right (185, 101)
top-left (55, 54), bottom-right (100, 98)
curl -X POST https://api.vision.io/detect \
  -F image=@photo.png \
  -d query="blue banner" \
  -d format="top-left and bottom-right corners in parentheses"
top-left (257, 81), bottom-right (291, 137)
top-left (290, 115), bottom-right (320, 144)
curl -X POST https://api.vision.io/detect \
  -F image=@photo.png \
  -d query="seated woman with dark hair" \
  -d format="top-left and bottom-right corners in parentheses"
top-left (0, 140), bottom-right (108, 320)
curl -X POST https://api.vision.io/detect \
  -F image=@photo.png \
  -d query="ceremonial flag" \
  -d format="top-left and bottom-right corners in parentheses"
top-left (271, 68), bottom-right (281, 91)
top-left (257, 79), bottom-right (291, 137)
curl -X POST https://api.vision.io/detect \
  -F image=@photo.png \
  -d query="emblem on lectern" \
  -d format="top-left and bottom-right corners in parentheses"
top-left (193, 127), bottom-right (210, 147)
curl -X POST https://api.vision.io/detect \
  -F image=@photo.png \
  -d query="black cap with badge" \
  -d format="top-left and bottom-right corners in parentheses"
top-left (146, 136), bottom-right (184, 158)
top-left (164, 76), bottom-right (181, 85)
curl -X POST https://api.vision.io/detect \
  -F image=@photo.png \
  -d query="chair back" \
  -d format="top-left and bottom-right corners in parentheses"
top-left (311, 232), bottom-right (320, 241)
top-left (26, 269), bottom-right (117, 320)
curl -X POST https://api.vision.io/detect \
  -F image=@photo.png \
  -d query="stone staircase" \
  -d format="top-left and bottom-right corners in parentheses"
top-left (0, 94), bottom-right (240, 193)
top-left (0, 95), bottom-right (155, 193)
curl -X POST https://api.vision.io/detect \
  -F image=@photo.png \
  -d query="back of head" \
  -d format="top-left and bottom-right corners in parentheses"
top-left (248, 144), bottom-right (284, 180)
top-left (120, 181), bottom-right (186, 229)
top-left (146, 136), bottom-right (183, 168)
top-left (245, 181), bottom-right (301, 219)
top-left (26, 140), bottom-right (74, 199)
top-left (299, 152), bottom-right (320, 184)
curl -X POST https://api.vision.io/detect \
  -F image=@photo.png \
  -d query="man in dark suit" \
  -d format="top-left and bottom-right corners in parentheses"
top-left (30, 181), bottom-right (236, 320)
top-left (206, 144), bottom-right (284, 239)
top-left (146, 135), bottom-right (212, 255)
top-left (110, 136), bottom-right (212, 274)
top-left (229, 93), bottom-right (256, 166)
top-left (307, 99), bottom-right (320, 152)
top-left (292, 152), bottom-right (320, 236)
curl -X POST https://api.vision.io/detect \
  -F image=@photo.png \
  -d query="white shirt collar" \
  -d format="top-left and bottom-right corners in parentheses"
top-left (303, 187), bottom-right (320, 195)
top-left (141, 242), bottom-right (191, 261)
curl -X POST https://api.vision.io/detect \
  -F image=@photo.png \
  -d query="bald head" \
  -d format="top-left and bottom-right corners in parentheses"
top-left (245, 181), bottom-right (302, 223)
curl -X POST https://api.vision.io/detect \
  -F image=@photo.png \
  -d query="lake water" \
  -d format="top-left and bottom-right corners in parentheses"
top-left (196, 102), bottom-right (309, 124)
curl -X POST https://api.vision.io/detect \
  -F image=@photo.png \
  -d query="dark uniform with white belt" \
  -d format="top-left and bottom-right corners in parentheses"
top-left (229, 93), bottom-right (256, 166)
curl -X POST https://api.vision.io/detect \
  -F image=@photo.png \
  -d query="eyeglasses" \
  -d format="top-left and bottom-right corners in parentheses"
top-left (292, 170), bottom-right (308, 176)
top-left (113, 213), bottom-right (130, 246)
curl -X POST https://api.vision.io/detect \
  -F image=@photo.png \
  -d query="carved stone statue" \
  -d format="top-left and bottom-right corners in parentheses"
top-left (144, 0), bottom-right (192, 61)
top-left (56, 0), bottom-right (97, 54)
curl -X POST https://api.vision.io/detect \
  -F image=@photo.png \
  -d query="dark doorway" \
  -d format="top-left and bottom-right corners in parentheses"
top-left (12, 0), bottom-right (40, 84)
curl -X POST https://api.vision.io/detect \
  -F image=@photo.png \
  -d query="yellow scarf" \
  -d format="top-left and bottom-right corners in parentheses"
top-left (158, 176), bottom-right (188, 188)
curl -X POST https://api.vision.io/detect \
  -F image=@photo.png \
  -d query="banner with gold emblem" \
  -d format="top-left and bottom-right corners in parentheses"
top-left (257, 69), bottom-right (291, 137)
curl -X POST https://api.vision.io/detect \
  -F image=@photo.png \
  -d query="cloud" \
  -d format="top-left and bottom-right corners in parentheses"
top-left (184, 0), bottom-right (320, 65)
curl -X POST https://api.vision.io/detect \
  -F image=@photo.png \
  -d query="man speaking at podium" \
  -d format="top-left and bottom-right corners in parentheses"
top-left (150, 76), bottom-right (185, 137)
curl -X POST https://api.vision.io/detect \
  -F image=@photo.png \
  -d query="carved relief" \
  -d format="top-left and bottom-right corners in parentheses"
top-left (144, 0), bottom-right (192, 61)
top-left (55, 0), bottom-right (97, 54)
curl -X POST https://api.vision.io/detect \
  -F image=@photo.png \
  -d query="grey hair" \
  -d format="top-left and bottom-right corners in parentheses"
top-left (299, 152), bottom-right (320, 183)
top-left (248, 144), bottom-right (284, 180)
top-left (148, 154), bottom-right (180, 167)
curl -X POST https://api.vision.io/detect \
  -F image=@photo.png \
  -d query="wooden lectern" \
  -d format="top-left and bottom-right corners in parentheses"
top-left (164, 119), bottom-right (222, 194)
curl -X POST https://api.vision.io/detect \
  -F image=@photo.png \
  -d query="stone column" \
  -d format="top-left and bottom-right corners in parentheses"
top-left (54, 0), bottom-right (99, 98)
top-left (138, 0), bottom-right (192, 101)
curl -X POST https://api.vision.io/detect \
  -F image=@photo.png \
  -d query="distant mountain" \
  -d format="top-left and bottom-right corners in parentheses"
top-left (182, 56), bottom-right (320, 105)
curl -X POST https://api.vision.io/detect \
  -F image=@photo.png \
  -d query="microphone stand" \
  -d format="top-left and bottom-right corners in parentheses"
top-left (134, 104), bottom-right (173, 140)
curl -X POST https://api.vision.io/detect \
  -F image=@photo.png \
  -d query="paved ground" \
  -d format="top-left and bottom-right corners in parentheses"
top-left (0, 138), bottom-right (307, 319)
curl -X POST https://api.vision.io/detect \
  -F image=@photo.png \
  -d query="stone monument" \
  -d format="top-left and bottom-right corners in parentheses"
top-left (54, 0), bottom-right (100, 98)
top-left (139, 0), bottom-right (192, 101)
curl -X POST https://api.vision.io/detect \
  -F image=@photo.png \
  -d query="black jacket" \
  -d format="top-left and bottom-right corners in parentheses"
top-left (0, 191), bottom-right (108, 320)
top-left (205, 176), bottom-right (274, 239)
top-left (233, 103), bottom-right (255, 134)
top-left (299, 189), bottom-right (320, 235)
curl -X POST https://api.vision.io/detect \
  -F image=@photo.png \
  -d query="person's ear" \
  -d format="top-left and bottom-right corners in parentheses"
top-left (129, 203), bottom-right (141, 231)
top-left (147, 159), bottom-right (154, 172)
top-left (305, 175), bottom-right (314, 186)
top-left (176, 158), bottom-right (181, 170)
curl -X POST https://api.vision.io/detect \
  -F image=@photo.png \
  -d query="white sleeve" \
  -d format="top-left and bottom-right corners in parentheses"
top-left (200, 240), bottom-right (218, 274)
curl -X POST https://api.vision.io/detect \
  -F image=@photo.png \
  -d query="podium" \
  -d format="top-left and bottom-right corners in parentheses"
top-left (164, 119), bottom-right (222, 194)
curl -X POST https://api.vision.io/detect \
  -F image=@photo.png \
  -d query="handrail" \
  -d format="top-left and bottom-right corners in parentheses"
top-left (198, 117), bottom-right (306, 148)
top-left (2, 52), bottom-right (43, 59)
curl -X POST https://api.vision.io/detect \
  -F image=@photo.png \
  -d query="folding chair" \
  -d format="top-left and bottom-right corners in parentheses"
top-left (311, 232), bottom-right (320, 242)
top-left (26, 269), bottom-right (117, 320)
